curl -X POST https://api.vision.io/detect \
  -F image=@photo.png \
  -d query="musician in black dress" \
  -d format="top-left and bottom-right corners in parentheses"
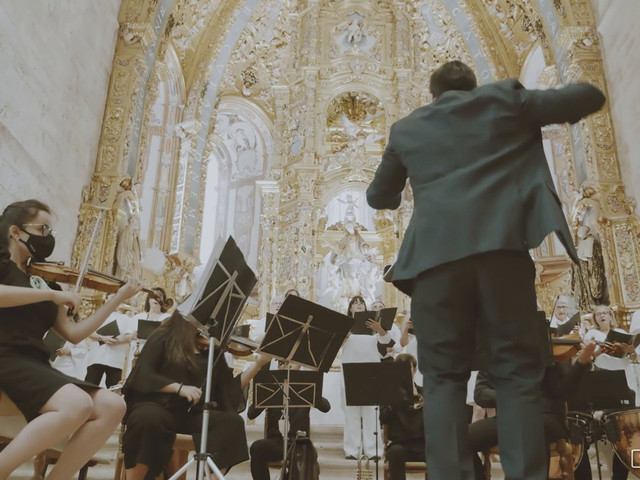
top-left (468, 342), bottom-right (596, 479)
top-left (379, 354), bottom-right (425, 480)
top-left (0, 199), bottom-right (141, 479)
top-left (247, 366), bottom-right (331, 480)
top-left (122, 310), bottom-right (270, 479)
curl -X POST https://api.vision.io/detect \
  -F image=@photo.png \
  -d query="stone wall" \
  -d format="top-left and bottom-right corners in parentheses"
top-left (0, 1), bottom-right (120, 260)
top-left (591, 0), bottom-right (640, 207)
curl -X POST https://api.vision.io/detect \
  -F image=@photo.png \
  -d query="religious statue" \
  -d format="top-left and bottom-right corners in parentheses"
top-left (114, 177), bottom-right (142, 281)
top-left (571, 225), bottom-right (608, 310)
top-left (324, 220), bottom-right (380, 309)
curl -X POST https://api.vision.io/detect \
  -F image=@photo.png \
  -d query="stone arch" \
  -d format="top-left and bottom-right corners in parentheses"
top-left (199, 96), bottom-right (275, 268)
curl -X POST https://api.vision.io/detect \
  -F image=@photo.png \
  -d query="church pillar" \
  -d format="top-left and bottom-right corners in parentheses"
top-left (296, 169), bottom-right (320, 299)
top-left (559, 24), bottom-right (640, 316)
top-left (72, 0), bottom-right (165, 275)
top-left (257, 181), bottom-right (281, 315)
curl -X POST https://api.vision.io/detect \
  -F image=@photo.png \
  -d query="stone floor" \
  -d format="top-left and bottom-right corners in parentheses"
top-left (10, 424), bottom-right (619, 479)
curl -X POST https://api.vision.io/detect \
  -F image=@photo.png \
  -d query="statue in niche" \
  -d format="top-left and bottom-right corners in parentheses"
top-left (324, 214), bottom-right (380, 309)
top-left (337, 194), bottom-right (359, 225)
top-left (114, 177), bottom-right (142, 281)
top-left (419, 4), bottom-right (445, 47)
top-left (228, 121), bottom-right (259, 180)
top-left (334, 12), bottom-right (375, 55)
top-left (571, 225), bottom-right (608, 310)
top-left (346, 18), bottom-right (363, 45)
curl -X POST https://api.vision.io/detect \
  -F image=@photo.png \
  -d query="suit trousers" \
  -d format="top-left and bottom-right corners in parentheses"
top-left (411, 250), bottom-right (546, 480)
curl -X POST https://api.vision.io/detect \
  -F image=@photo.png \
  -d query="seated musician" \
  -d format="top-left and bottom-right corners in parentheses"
top-left (247, 361), bottom-right (331, 480)
top-left (0, 199), bottom-right (141, 479)
top-left (468, 342), bottom-right (596, 479)
top-left (379, 353), bottom-right (425, 480)
top-left (121, 311), bottom-right (270, 479)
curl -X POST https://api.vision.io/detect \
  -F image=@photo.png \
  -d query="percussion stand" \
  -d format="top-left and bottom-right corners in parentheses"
top-left (586, 402), bottom-right (604, 480)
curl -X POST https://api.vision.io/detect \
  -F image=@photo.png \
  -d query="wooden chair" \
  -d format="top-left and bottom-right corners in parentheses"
top-left (113, 425), bottom-right (195, 480)
top-left (482, 438), bottom-right (578, 480)
top-left (0, 390), bottom-right (108, 480)
top-left (382, 424), bottom-right (428, 480)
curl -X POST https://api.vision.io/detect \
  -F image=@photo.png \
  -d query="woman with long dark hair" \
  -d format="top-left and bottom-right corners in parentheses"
top-left (0, 199), bottom-right (141, 479)
top-left (340, 295), bottom-right (386, 460)
top-left (122, 310), bottom-right (270, 479)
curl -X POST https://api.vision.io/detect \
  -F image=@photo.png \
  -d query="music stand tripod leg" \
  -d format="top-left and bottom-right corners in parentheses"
top-left (169, 337), bottom-right (225, 480)
top-left (280, 362), bottom-right (291, 480)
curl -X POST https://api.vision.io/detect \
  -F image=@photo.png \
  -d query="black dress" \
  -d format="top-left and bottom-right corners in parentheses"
top-left (0, 247), bottom-right (97, 421)
top-left (121, 332), bottom-right (249, 478)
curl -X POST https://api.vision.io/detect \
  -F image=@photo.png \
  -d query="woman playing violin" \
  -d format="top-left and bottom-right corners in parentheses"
top-left (0, 199), bottom-right (142, 479)
top-left (122, 310), bottom-right (270, 479)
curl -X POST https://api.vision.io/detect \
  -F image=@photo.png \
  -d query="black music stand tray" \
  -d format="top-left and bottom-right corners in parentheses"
top-left (257, 295), bottom-right (351, 479)
top-left (258, 294), bottom-right (353, 372)
top-left (569, 370), bottom-right (634, 412)
top-left (170, 236), bottom-right (257, 480)
top-left (254, 370), bottom-right (323, 409)
top-left (343, 361), bottom-right (414, 480)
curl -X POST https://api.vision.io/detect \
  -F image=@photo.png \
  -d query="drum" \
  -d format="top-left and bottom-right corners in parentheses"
top-left (603, 408), bottom-right (640, 478)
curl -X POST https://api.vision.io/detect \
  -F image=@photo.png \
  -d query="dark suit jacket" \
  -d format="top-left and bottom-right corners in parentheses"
top-left (366, 79), bottom-right (605, 295)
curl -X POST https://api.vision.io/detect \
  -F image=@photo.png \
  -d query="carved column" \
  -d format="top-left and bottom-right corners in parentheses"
top-left (295, 169), bottom-right (319, 299)
top-left (72, 0), bottom-right (160, 274)
top-left (559, 26), bottom-right (640, 313)
top-left (257, 181), bottom-right (281, 315)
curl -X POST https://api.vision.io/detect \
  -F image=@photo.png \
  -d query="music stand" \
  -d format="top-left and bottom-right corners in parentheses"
top-left (568, 370), bottom-right (635, 412)
top-left (254, 369), bottom-right (323, 409)
top-left (170, 236), bottom-right (257, 480)
top-left (343, 362), bottom-right (414, 480)
top-left (257, 294), bottom-right (352, 479)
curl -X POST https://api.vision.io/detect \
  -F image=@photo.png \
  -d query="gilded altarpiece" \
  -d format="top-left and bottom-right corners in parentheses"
top-left (74, 0), bottom-right (640, 331)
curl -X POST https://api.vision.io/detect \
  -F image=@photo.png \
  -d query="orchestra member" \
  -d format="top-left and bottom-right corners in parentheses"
top-left (549, 296), bottom-right (571, 328)
top-left (51, 339), bottom-right (88, 380)
top-left (85, 308), bottom-right (135, 388)
top-left (122, 310), bottom-right (270, 479)
top-left (380, 354), bottom-right (425, 480)
top-left (248, 363), bottom-right (331, 480)
top-left (127, 288), bottom-right (172, 368)
top-left (584, 304), bottom-right (637, 369)
top-left (468, 342), bottom-right (596, 479)
top-left (341, 295), bottom-right (384, 460)
top-left (0, 199), bottom-right (141, 479)
top-left (370, 300), bottom-right (401, 362)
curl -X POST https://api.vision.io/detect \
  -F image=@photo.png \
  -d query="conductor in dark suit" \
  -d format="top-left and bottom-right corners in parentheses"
top-left (366, 61), bottom-right (605, 480)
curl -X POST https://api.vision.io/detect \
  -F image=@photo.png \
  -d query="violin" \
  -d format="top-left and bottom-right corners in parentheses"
top-left (552, 336), bottom-right (582, 362)
top-left (27, 261), bottom-right (153, 295)
top-left (194, 333), bottom-right (258, 357)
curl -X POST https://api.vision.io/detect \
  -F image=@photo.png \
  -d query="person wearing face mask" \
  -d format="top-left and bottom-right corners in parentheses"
top-left (0, 199), bottom-right (142, 479)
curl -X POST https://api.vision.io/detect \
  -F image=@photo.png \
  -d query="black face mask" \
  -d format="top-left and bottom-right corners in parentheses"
top-left (19, 230), bottom-right (55, 261)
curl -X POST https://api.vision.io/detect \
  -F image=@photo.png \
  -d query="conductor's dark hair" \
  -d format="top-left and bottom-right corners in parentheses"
top-left (0, 200), bottom-right (52, 249)
top-left (429, 61), bottom-right (477, 98)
